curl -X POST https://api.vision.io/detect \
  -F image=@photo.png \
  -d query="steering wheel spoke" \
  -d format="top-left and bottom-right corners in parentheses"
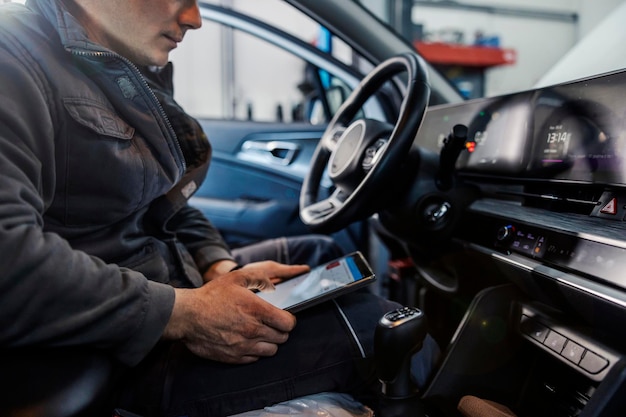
top-left (301, 197), bottom-right (338, 224)
top-left (301, 186), bottom-right (352, 222)
top-left (320, 125), bottom-right (346, 153)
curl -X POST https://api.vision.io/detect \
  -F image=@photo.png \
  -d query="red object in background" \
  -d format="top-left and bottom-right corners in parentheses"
top-left (388, 257), bottom-right (414, 282)
top-left (415, 41), bottom-right (517, 68)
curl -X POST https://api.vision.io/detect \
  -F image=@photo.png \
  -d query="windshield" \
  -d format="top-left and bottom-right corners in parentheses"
top-left (359, 0), bottom-right (625, 99)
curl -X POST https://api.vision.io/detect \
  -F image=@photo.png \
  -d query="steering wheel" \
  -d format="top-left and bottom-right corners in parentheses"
top-left (300, 52), bottom-right (431, 233)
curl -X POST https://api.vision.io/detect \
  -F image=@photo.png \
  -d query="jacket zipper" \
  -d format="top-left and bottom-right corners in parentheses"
top-left (70, 50), bottom-right (187, 173)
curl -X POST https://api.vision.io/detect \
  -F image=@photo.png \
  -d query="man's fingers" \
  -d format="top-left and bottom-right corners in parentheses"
top-left (223, 275), bottom-right (298, 333)
top-left (227, 262), bottom-right (310, 289)
top-left (258, 325), bottom-right (291, 345)
top-left (247, 278), bottom-right (275, 292)
top-left (254, 340), bottom-right (281, 357)
top-left (232, 261), bottom-right (311, 279)
top-left (259, 303), bottom-right (297, 333)
top-left (271, 263), bottom-right (311, 278)
top-left (222, 339), bottom-right (287, 364)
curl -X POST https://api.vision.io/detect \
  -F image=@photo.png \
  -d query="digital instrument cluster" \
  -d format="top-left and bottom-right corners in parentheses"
top-left (417, 69), bottom-right (626, 186)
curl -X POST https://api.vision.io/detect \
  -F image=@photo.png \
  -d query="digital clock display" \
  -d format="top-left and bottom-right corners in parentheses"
top-left (530, 94), bottom-right (593, 173)
top-left (546, 128), bottom-right (571, 145)
top-left (542, 124), bottom-right (571, 163)
top-left (529, 93), bottom-right (622, 183)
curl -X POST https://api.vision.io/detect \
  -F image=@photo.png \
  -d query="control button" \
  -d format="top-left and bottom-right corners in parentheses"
top-left (520, 315), bottom-right (549, 343)
top-left (561, 340), bottom-right (585, 364)
top-left (533, 236), bottom-right (545, 256)
top-left (600, 198), bottom-right (617, 215)
top-left (385, 306), bottom-right (420, 322)
top-left (496, 225), bottom-right (515, 242)
top-left (592, 192), bottom-right (624, 219)
top-left (425, 201), bottom-right (451, 224)
top-left (380, 306), bottom-right (423, 327)
top-left (544, 330), bottom-right (567, 353)
top-left (579, 350), bottom-right (609, 374)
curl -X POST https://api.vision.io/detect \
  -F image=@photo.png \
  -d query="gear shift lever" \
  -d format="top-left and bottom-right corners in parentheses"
top-left (375, 306), bottom-right (428, 399)
top-left (374, 306), bottom-right (428, 417)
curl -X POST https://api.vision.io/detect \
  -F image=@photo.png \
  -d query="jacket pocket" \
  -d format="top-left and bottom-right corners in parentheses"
top-left (59, 97), bottom-right (148, 226)
top-left (64, 97), bottom-right (135, 139)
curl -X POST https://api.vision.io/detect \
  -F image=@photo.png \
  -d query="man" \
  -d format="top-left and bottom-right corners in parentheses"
top-left (0, 1), bottom-right (437, 416)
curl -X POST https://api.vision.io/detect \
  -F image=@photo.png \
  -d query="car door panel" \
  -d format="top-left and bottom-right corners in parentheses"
top-left (193, 120), bottom-right (326, 247)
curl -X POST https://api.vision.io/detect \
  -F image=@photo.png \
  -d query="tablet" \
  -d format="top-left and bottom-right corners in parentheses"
top-left (256, 251), bottom-right (375, 313)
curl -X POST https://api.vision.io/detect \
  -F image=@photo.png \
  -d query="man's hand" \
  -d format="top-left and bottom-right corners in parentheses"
top-left (163, 261), bottom-right (310, 364)
top-left (202, 259), bottom-right (239, 282)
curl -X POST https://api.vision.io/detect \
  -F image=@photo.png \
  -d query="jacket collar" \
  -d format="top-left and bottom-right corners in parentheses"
top-left (26, 0), bottom-right (109, 54)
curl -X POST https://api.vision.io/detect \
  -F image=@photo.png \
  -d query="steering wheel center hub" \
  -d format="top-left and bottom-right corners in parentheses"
top-left (329, 120), bottom-right (365, 179)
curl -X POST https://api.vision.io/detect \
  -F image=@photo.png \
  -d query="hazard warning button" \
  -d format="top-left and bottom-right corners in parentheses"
top-left (600, 198), bottom-right (617, 215)
top-left (590, 192), bottom-right (626, 220)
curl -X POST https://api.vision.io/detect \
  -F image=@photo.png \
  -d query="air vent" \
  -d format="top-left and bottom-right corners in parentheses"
top-left (498, 184), bottom-right (603, 215)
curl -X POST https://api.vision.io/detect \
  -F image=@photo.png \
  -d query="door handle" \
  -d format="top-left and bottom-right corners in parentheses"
top-left (240, 140), bottom-right (300, 165)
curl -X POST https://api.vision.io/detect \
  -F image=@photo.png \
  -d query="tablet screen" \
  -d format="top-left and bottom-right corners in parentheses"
top-left (257, 251), bottom-right (375, 312)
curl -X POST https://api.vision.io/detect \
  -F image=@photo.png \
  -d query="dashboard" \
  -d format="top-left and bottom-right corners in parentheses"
top-left (414, 69), bottom-right (626, 296)
top-left (419, 70), bottom-right (626, 185)
top-left (403, 69), bottom-right (626, 416)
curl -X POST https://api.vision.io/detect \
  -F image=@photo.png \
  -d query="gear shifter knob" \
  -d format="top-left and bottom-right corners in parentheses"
top-left (375, 306), bottom-right (427, 399)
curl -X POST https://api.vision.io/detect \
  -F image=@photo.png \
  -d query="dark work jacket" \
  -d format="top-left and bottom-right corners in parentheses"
top-left (0, 0), bottom-right (232, 366)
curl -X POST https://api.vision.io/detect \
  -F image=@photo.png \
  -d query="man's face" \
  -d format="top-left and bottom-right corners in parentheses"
top-left (78, 0), bottom-right (202, 67)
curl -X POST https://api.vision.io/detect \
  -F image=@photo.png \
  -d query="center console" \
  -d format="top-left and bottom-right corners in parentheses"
top-left (410, 69), bottom-right (626, 417)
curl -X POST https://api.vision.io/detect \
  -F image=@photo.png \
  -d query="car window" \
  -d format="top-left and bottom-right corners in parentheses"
top-left (196, 0), bottom-right (361, 69)
top-left (172, 23), bottom-right (311, 122)
top-left (170, 1), bottom-right (376, 124)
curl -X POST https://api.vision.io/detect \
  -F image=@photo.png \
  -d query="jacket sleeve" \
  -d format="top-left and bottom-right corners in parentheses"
top-left (167, 204), bottom-right (235, 274)
top-left (141, 64), bottom-right (236, 273)
top-left (0, 42), bottom-right (174, 367)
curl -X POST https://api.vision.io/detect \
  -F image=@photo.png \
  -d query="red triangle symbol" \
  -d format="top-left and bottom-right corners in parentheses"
top-left (600, 198), bottom-right (617, 215)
